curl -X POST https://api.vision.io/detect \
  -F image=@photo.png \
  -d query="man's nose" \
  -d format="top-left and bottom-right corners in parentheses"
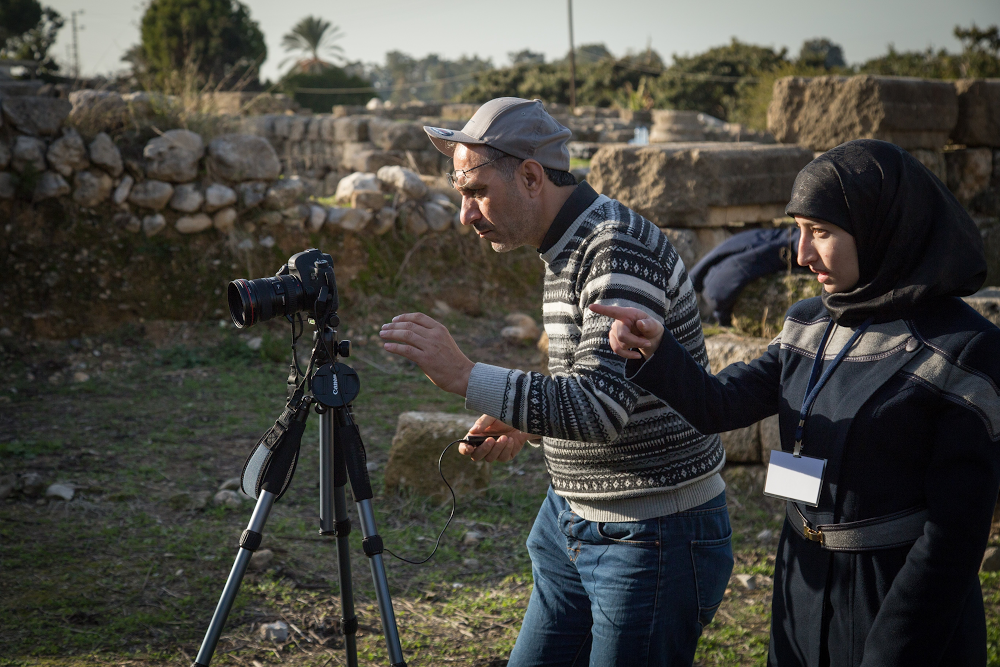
top-left (460, 197), bottom-right (480, 226)
top-left (797, 234), bottom-right (815, 267)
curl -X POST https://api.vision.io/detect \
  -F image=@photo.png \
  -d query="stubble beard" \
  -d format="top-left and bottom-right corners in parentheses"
top-left (485, 184), bottom-right (536, 253)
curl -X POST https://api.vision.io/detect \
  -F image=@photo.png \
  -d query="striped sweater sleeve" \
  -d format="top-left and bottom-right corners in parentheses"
top-left (466, 218), bottom-right (698, 443)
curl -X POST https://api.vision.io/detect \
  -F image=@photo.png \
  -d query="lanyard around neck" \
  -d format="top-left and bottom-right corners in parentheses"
top-left (793, 317), bottom-right (874, 457)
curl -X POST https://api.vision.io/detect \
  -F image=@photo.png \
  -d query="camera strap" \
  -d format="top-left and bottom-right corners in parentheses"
top-left (240, 401), bottom-right (308, 501)
top-left (334, 421), bottom-right (374, 502)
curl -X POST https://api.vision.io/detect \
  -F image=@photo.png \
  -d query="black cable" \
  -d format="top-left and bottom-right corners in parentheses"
top-left (384, 439), bottom-right (469, 565)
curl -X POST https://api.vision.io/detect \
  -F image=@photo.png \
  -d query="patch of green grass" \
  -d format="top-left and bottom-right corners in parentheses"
top-left (0, 438), bottom-right (65, 458)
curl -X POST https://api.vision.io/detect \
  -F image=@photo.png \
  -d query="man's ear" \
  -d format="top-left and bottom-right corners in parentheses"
top-left (519, 160), bottom-right (545, 198)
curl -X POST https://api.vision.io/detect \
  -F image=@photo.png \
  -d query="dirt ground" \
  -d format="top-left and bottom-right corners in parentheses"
top-left (1, 310), bottom-right (998, 666)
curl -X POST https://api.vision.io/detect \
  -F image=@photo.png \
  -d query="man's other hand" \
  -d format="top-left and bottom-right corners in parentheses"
top-left (588, 303), bottom-right (665, 360)
top-left (380, 313), bottom-right (475, 396)
top-left (461, 414), bottom-right (533, 463)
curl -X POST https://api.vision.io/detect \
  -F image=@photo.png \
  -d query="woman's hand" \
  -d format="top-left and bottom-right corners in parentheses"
top-left (460, 414), bottom-right (534, 463)
top-left (588, 304), bottom-right (665, 360)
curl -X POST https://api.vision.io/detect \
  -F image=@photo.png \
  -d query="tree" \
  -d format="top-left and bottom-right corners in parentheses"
top-left (139, 0), bottom-right (266, 90)
top-left (0, 0), bottom-right (42, 44)
top-left (509, 49), bottom-right (545, 66)
top-left (798, 38), bottom-right (846, 69)
top-left (651, 39), bottom-right (788, 120)
top-left (0, 2), bottom-right (63, 77)
top-left (281, 66), bottom-right (371, 112)
top-left (281, 15), bottom-right (344, 74)
top-left (859, 24), bottom-right (1000, 79)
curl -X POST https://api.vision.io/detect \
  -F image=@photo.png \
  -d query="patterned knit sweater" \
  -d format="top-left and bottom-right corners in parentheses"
top-left (465, 189), bottom-right (725, 521)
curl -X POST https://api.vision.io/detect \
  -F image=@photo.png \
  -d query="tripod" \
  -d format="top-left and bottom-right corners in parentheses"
top-left (193, 320), bottom-right (406, 667)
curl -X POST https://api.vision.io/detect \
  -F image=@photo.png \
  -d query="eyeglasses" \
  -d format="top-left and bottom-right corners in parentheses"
top-left (446, 155), bottom-right (506, 189)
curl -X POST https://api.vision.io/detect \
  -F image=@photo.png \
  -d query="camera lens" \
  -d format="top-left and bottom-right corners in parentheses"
top-left (228, 275), bottom-right (304, 328)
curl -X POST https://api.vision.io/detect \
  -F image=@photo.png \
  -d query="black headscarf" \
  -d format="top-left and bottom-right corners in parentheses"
top-left (785, 139), bottom-right (986, 326)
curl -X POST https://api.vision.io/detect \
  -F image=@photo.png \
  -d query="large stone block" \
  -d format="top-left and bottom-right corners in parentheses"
top-left (46, 128), bottom-right (89, 177)
top-left (706, 334), bottom-right (772, 464)
top-left (144, 129), bottom-right (204, 183)
top-left (333, 116), bottom-right (370, 143)
top-left (588, 142), bottom-right (813, 227)
top-left (952, 79), bottom-right (1000, 148)
top-left (128, 180), bottom-right (174, 210)
top-left (768, 76), bottom-right (959, 151)
top-left (384, 412), bottom-right (491, 500)
top-left (72, 170), bottom-right (113, 207)
top-left (367, 117), bottom-right (428, 151)
top-left (2, 97), bottom-right (71, 136)
top-left (945, 148), bottom-right (993, 204)
top-left (206, 134), bottom-right (281, 182)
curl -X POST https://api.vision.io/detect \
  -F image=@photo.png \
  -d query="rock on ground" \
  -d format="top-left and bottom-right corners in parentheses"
top-left (351, 189), bottom-right (385, 210)
top-left (239, 181), bottom-right (268, 208)
top-left (424, 201), bottom-right (452, 231)
top-left (588, 142), bottom-right (813, 228)
top-left (335, 171), bottom-right (379, 202)
top-left (264, 178), bottom-right (304, 210)
top-left (113, 175), bottom-right (134, 205)
top-left (72, 170), bottom-right (114, 207)
top-left (142, 213), bottom-right (167, 236)
top-left (384, 412), bottom-right (490, 500)
top-left (33, 171), bottom-right (70, 201)
top-left (982, 546), bottom-right (1000, 573)
top-left (307, 204), bottom-right (326, 231)
top-left (377, 165), bottom-right (428, 199)
top-left (176, 213), bottom-right (213, 234)
top-left (213, 207), bottom-right (238, 232)
top-left (45, 483), bottom-right (74, 501)
top-left (767, 75), bottom-right (958, 151)
top-left (129, 180), bottom-right (174, 210)
top-left (12, 136), bottom-right (47, 173)
top-left (214, 489), bottom-right (242, 508)
top-left (88, 132), bottom-right (123, 177)
top-left (2, 97), bottom-right (71, 136)
top-left (374, 207), bottom-right (397, 235)
top-left (169, 183), bottom-right (205, 212)
top-left (204, 183), bottom-right (237, 212)
top-left (952, 79), bottom-right (1000, 148)
top-left (338, 207), bottom-right (373, 232)
top-left (207, 134), bottom-right (281, 182)
top-left (249, 549), bottom-right (275, 572)
top-left (259, 618), bottom-right (287, 640)
top-left (144, 129), bottom-right (204, 182)
top-left (46, 128), bottom-right (89, 177)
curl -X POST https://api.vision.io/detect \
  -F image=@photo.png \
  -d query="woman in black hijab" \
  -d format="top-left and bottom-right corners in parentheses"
top-left (592, 139), bottom-right (1000, 666)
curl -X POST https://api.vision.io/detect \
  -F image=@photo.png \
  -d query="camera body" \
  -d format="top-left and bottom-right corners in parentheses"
top-left (229, 248), bottom-right (338, 328)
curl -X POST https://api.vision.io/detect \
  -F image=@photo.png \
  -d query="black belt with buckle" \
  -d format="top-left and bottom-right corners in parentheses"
top-left (786, 502), bottom-right (929, 552)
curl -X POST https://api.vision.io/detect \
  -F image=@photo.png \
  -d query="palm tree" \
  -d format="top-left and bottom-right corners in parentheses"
top-left (280, 16), bottom-right (345, 74)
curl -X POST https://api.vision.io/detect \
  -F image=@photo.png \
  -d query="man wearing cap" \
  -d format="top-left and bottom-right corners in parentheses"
top-left (380, 98), bottom-right (732, 666)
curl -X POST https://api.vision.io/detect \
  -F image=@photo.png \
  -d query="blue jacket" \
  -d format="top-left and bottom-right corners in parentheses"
top-left (627, 296), bottom-right (1000, 667)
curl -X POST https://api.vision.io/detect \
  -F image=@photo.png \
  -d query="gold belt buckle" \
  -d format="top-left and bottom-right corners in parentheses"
top-left (803, 521), bottom-right (824, 544)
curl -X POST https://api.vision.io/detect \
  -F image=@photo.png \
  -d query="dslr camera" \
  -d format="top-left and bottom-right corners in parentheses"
top-left (228, 249), bottom-right (339, 328)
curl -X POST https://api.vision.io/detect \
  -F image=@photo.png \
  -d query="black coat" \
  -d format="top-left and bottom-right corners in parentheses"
top-left (626, 296), bottom-right (1000, 666)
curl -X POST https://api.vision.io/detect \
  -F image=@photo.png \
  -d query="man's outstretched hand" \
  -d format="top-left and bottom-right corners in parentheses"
top-left (461, 414), bottom-right (534, 463)
top-left (380, 313), bottom-right (475, 396)
top-left (588, 303), bottom-right (665, 360)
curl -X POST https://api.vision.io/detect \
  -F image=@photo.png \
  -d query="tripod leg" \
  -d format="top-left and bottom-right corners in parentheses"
top-left (357, 499), bottom-right (406, 667)
top-left (193, 490), bottom-right (276, 667)
top-left (319, 409), bottom-right (359, 667)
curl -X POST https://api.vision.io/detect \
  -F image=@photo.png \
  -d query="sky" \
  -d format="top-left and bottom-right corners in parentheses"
top-left (44, 0), bottom-right (1000, 83)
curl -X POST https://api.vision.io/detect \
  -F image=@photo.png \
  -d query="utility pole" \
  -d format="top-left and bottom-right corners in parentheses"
top-left (71, 10), bottom-right (83, 80)
top-left (567, 0), bottom-right (576, 109)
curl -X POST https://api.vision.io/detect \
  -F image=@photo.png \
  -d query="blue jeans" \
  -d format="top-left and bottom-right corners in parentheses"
top-left (508, 486), bottom-right (733, 667)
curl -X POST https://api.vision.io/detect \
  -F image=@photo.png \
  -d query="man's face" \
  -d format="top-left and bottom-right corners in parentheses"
top-left (452, 144), bottom-right (538, 253)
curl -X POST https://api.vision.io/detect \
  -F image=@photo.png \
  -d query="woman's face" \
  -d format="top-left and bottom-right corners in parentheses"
top-left (795, 216), bottom-right (860, 293)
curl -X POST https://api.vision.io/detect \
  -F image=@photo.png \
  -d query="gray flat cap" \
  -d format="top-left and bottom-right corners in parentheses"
top-left (424, 97), bottom-right (572, 172)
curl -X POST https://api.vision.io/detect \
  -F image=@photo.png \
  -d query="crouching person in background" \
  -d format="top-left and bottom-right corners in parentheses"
top-left (379, 97), bottom-right (733, 666)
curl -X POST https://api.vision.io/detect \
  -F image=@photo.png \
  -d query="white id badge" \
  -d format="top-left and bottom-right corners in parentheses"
top-left (763, 450), bottom-right (827, 507)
